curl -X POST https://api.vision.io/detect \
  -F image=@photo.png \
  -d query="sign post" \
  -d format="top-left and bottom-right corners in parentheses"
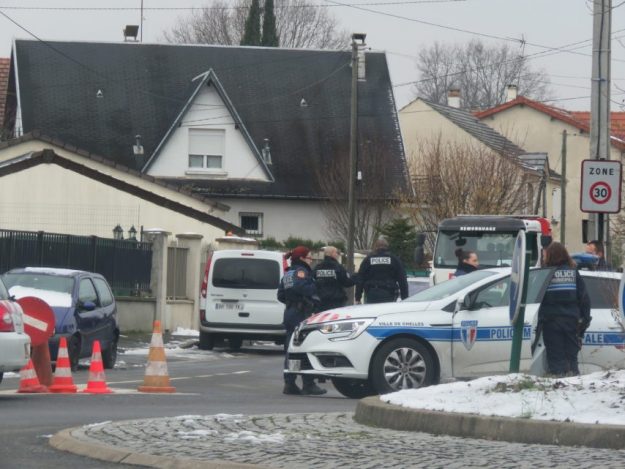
top-left (509, 231), bottom-right (533, 372)
top-left (580, 160), bottom-right (622, 213)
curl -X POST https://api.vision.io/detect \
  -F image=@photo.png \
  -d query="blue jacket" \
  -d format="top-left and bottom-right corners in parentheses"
top-left (277, 260), bottom-right (318, 330)
top-left (539, 265), bottom-right (591, 324)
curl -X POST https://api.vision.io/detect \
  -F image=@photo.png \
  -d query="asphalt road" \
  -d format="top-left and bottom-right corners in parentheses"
top-left (0, 335), bottom-right (356, 468)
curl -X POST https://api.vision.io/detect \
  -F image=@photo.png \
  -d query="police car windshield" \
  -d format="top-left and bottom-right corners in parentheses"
top-left (403, 271), bottom-right (495, 302)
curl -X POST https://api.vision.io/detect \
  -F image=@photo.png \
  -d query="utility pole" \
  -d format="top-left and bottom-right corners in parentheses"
top-left (140, 0), bottom-right (144, 42)
top-left (589, 0), bottom-right (612, 249)
top-left (560, 130), bottom-right (566, 245)
top-left (346, 33), bottom-right (366, 276)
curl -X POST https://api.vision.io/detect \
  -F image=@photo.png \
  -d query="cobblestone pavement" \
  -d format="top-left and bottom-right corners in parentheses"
top-left (65, 412), bottom-right (625, 468)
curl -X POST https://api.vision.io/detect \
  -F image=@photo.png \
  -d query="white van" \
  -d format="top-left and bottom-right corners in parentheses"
top-left (199, 250), bottom-right (286, 350)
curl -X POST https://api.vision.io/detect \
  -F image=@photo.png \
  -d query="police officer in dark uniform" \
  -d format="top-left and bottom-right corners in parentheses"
top-left (278, 246), bottom-right (327, 396)
top-left (539, 242), bottom-right (591, 376)
top-left (313, 246), bottom-right (356, 311)
top-left (355, 238), bottom-right (409, 304)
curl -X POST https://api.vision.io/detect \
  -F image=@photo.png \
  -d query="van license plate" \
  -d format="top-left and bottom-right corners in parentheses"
top-left (288, 359), bottom-right (301, 372)
top-left (215, 303), bottom-right (244, 311)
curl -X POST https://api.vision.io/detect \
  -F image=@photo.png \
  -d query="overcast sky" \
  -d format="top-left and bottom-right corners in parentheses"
top-left (0, 0), bottom-right (623, 109)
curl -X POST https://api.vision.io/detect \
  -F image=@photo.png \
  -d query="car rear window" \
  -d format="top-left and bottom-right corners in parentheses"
top-left (212, 258), bottom-right (280, 289)
top-left (3, 273), bottom-right (74, 294)
top-left (583, 277), bottom-right (619, 309)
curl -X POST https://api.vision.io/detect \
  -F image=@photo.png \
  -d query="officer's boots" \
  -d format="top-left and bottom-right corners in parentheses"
top-left (301, 382), bottom-right (327, 395)
top-left (283, 382), bottom-right (302, 395)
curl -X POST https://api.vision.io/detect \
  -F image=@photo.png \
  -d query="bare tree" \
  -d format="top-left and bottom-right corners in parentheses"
top-left (413, 39), bottom-right (553, 109)
top-left (313, 142), bottom-right (402, 250)
top-left (163, 0), bottom-right (349, 49)
top-left (404, 137), bottom-right (533, 251)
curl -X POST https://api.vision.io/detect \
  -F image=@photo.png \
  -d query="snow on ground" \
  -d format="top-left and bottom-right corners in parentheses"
top-left (171, 327), bottom-right (199, 337)
top-left (382, 370), bottom-right (625, 425)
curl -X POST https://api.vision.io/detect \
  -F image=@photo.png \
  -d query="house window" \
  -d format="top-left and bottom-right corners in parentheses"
top-left (240, 212), bottom-right (263, 236)
top-left (188, 129), bottom-right (225, 170)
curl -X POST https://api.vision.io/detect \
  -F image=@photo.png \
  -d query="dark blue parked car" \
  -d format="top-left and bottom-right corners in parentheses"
top-left (2, 267), bottom-right (119, 371)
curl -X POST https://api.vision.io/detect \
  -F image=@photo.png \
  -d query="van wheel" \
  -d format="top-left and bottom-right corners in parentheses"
top-left (199, 331), bottom-right (215, 350)
top-left (229, 337), bottom-right (242, 351)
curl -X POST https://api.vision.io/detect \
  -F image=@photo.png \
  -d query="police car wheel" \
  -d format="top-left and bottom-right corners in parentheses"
top-left (371, 338), bottom-right (435, 393)
top-left (331, 377), bottom-right (376, 399)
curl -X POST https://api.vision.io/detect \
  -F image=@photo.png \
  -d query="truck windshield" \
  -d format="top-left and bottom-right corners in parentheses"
top-left (434, 231), bottom-right (538, 269)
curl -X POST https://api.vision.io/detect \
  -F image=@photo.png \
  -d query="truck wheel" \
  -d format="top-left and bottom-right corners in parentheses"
top-left (370, 338), bottom-right (435, 394)
top-left (198, 331), bottom-right (215, 350)
top-left (331, 377), bottom-right (376, 399)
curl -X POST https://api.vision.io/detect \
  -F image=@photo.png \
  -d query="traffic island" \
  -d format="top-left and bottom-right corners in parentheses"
top-left (354, 396), bottom-right (625, 450)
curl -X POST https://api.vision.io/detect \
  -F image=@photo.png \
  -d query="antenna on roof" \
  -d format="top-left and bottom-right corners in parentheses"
top-left (133, 135), bottom-right (144, 157)
top-left (123, 25), bottom-right (139, 42)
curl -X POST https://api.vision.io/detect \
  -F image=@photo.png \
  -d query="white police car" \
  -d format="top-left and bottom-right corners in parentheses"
top-left (287, 268), bottom-right (625, 398)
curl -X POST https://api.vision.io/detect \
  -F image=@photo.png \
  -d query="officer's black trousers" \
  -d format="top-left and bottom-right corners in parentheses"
top-left (364, 288), bottom-right (396, 304)
top-left (543, 316), bottom-right (581, 376)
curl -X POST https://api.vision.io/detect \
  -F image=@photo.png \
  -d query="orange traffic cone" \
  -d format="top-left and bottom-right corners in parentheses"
top-left (48, 337), bottom-right (78, 393)
top-left (138, 320), bottom-right (176, 393)
top-left (17, 358), bottom-right (48, 393)
top-left (81, 340), bottom-right (113, 394)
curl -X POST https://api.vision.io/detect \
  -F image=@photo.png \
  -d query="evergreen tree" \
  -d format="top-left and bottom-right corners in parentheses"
top-left (261, 0), bottom-right (279, 47)
top-left (379, 218), bottom-right (418, 270)
top-left (241, 0), bottom-right (261, 46)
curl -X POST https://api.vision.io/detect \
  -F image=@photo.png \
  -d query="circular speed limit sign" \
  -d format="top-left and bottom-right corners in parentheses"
top-left (581, 160), bottom-right (622, 213)
top-left (589, 181), bottom-right (612, 205)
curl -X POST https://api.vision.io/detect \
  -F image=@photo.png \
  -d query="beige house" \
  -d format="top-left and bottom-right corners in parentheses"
top-left (475, 86), bottom-right (625, 252)
top-left (399, 94), bottom-right (560, 232)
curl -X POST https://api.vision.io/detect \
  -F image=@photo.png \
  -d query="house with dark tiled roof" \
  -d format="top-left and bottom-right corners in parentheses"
top-left (398, 92), bottom-right (560, 222)
top-left (1, 39), bottom-right (409, 244)
top-left (474, 86), bottom-right (625, 251)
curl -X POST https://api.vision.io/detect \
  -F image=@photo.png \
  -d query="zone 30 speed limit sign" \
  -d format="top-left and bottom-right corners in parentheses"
top-left (580, 160), bottom-right (622, 213)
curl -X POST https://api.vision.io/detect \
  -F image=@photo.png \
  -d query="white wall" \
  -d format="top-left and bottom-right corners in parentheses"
top-left (217, 198), bottom-right (333, 243)
top-left (478, 107), bottom-right (625, 252)
top-left (147, 84), bottom-right (268, 181)
top-left (0, 163), bottom-right (226, 244)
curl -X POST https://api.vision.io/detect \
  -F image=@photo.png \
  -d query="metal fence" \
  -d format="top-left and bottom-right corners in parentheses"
top-left (167, 246), bottom-right (188, 299)
top-left (0, 229), bottom-right (153, 296)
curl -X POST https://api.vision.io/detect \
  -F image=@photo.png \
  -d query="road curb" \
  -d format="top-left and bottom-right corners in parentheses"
top-left (354, 396), bottom-right (625, 450)
top-left (50, 426), bottom-right (266, 469)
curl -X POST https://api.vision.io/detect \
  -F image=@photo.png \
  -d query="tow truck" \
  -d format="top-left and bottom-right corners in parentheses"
top-left (417, 215), bottom-right (552, 285)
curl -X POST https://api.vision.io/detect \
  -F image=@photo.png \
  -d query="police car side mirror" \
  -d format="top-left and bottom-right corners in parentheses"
top-left (455, 294), bottom-right (472, 312)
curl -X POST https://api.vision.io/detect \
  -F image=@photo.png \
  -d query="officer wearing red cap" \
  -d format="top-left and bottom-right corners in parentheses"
top-left (278, 246), bottom-right (326, 395)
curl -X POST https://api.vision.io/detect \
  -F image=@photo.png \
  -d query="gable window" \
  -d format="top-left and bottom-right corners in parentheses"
top-left (188, 128), bottom-right (225, 172)
top-left (240, 212), bottom-right (263, 236)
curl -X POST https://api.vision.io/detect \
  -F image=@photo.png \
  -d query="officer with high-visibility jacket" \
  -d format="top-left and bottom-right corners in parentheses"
top-left (538, 242), bottom-right (591, 376)
top-left (355, 238), bottom-right (409, 304)
top-left (278, 246), bottom-right (326, 396)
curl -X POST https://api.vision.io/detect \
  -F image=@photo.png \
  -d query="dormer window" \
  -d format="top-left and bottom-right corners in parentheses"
top-left (188, 128), bottom-right (225, 173)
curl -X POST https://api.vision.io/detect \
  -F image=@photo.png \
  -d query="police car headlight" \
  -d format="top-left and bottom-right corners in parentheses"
top-left (317, 318), bottom-right (374, 341)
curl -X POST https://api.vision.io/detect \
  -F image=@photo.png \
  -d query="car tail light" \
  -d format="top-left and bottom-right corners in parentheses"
top-left (0, 308), bottom-right (15, 332)
top-left (200, 253), bottom-right (212, 300)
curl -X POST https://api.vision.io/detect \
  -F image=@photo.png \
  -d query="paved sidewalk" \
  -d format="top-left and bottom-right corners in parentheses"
top-left (51, 410), bottom-right (625, 468)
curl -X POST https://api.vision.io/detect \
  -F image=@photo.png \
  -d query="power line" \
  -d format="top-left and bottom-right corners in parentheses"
top-left (0, 0), bottom-right (467, 11)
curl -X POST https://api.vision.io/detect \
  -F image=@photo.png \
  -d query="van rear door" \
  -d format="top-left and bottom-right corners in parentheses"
top-left (207, 253), bottom-right (283, 326)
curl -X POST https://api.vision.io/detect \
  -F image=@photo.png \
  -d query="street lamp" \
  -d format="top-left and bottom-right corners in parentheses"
top-left (128, 225), bottom-right (138, 241)
top-left (113, 224), bottom-right (124, 240)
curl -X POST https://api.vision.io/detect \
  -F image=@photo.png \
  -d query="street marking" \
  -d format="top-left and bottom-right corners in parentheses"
top-left (107, 370), bottom-right (250, 385)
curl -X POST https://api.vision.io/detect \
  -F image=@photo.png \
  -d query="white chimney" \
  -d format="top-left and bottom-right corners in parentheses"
top-left (506, 84), bottom-right (518, 102)
top-left (357, 44), bottom-right (366, 81)
top-left (447, 88), bottom-right (461, 108)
